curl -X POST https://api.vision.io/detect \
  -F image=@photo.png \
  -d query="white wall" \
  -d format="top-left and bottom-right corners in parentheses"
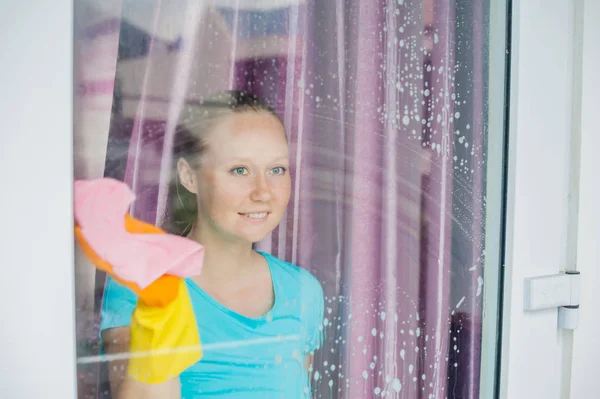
top-left (0, 0), bottom-right (77, 398)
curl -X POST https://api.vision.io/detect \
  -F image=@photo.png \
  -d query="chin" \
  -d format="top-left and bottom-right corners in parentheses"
top-left (228, 218), bottom-right (281, 244)
top-left (233, 227), bottom-right (276, 244)
top-left (246, 232), bottom-right (273, 244)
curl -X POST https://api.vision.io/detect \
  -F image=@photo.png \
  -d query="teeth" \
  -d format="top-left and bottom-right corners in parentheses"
top-left (244, 212), bottom-right (268, 219)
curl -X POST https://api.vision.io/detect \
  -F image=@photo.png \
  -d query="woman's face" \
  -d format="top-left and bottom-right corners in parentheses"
top-left (179, 111), bottom-right (291, 245)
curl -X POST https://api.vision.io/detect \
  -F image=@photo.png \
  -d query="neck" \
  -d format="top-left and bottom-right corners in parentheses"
top-left (188, 223), bottom-right (256, 282)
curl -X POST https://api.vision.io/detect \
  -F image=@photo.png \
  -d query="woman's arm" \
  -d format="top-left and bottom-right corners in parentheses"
top-left (102, 327), bottom-right (181, 399)
top-left (118, 376), bottom-right (180, 399)
top-left (305, 354), bottom-right (314, 380)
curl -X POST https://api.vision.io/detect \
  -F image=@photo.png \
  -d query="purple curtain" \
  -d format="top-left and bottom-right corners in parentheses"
top-left (74, 1), bottom-right (490, 398)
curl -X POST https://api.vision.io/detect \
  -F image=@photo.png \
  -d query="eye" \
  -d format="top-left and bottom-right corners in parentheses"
top-left (270, 166), bottom-right (287, 175)
top-left (231, 167), bottom-right (249, 175)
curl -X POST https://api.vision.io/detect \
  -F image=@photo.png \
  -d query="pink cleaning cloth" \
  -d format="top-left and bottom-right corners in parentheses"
top-left (74, 178), bottom-right (203, 289)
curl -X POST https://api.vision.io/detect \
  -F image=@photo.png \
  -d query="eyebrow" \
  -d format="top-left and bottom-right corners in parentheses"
top-left (230, 155), bottom-right (289, 163)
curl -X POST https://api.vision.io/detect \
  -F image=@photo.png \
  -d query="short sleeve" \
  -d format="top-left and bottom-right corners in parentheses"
top-left (303, 272), bottom-right (325, 354)
top-left (99, 275), bottom-right (137, 333)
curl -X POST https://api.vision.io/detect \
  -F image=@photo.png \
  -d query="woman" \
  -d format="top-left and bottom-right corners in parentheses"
top-left (100, 91), bottom-right (325, 399)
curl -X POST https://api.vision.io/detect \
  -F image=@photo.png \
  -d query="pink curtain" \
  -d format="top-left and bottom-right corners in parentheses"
top-left (74, 1), bottom-right (490, 398)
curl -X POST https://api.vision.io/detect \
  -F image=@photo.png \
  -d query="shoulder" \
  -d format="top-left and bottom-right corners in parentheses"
top-left (103, 275), bottom-right (138, 302)
top-left (260, 251), bottom-right (323, 297)
top-left (259, 253), bottom-right (326, 350)
top-left (99, 276), bottom-right (138, 332)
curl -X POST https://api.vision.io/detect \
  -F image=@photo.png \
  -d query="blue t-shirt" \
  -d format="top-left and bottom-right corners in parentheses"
top-left (100, 251), bottom-right (325, 399)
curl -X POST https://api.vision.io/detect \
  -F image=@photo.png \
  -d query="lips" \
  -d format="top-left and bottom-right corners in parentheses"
top-left (244, 212), bottom-right (268, 219)
top-left (239, 212), bottom-right (270, 221)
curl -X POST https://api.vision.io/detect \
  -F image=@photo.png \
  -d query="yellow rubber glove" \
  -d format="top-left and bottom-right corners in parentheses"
top-left (128, 279), bottom-right (202, 384)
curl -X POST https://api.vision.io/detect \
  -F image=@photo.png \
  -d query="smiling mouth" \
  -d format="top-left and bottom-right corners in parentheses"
top-left (239, 212), bottom-right (269, 220)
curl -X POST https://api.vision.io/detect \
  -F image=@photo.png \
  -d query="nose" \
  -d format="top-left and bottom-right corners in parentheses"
top-left (250, 175), bottom-right (273, 202)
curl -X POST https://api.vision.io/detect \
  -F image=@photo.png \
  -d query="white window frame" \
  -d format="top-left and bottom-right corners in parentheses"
top-left (499, 0), bottom-right (600, 398)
